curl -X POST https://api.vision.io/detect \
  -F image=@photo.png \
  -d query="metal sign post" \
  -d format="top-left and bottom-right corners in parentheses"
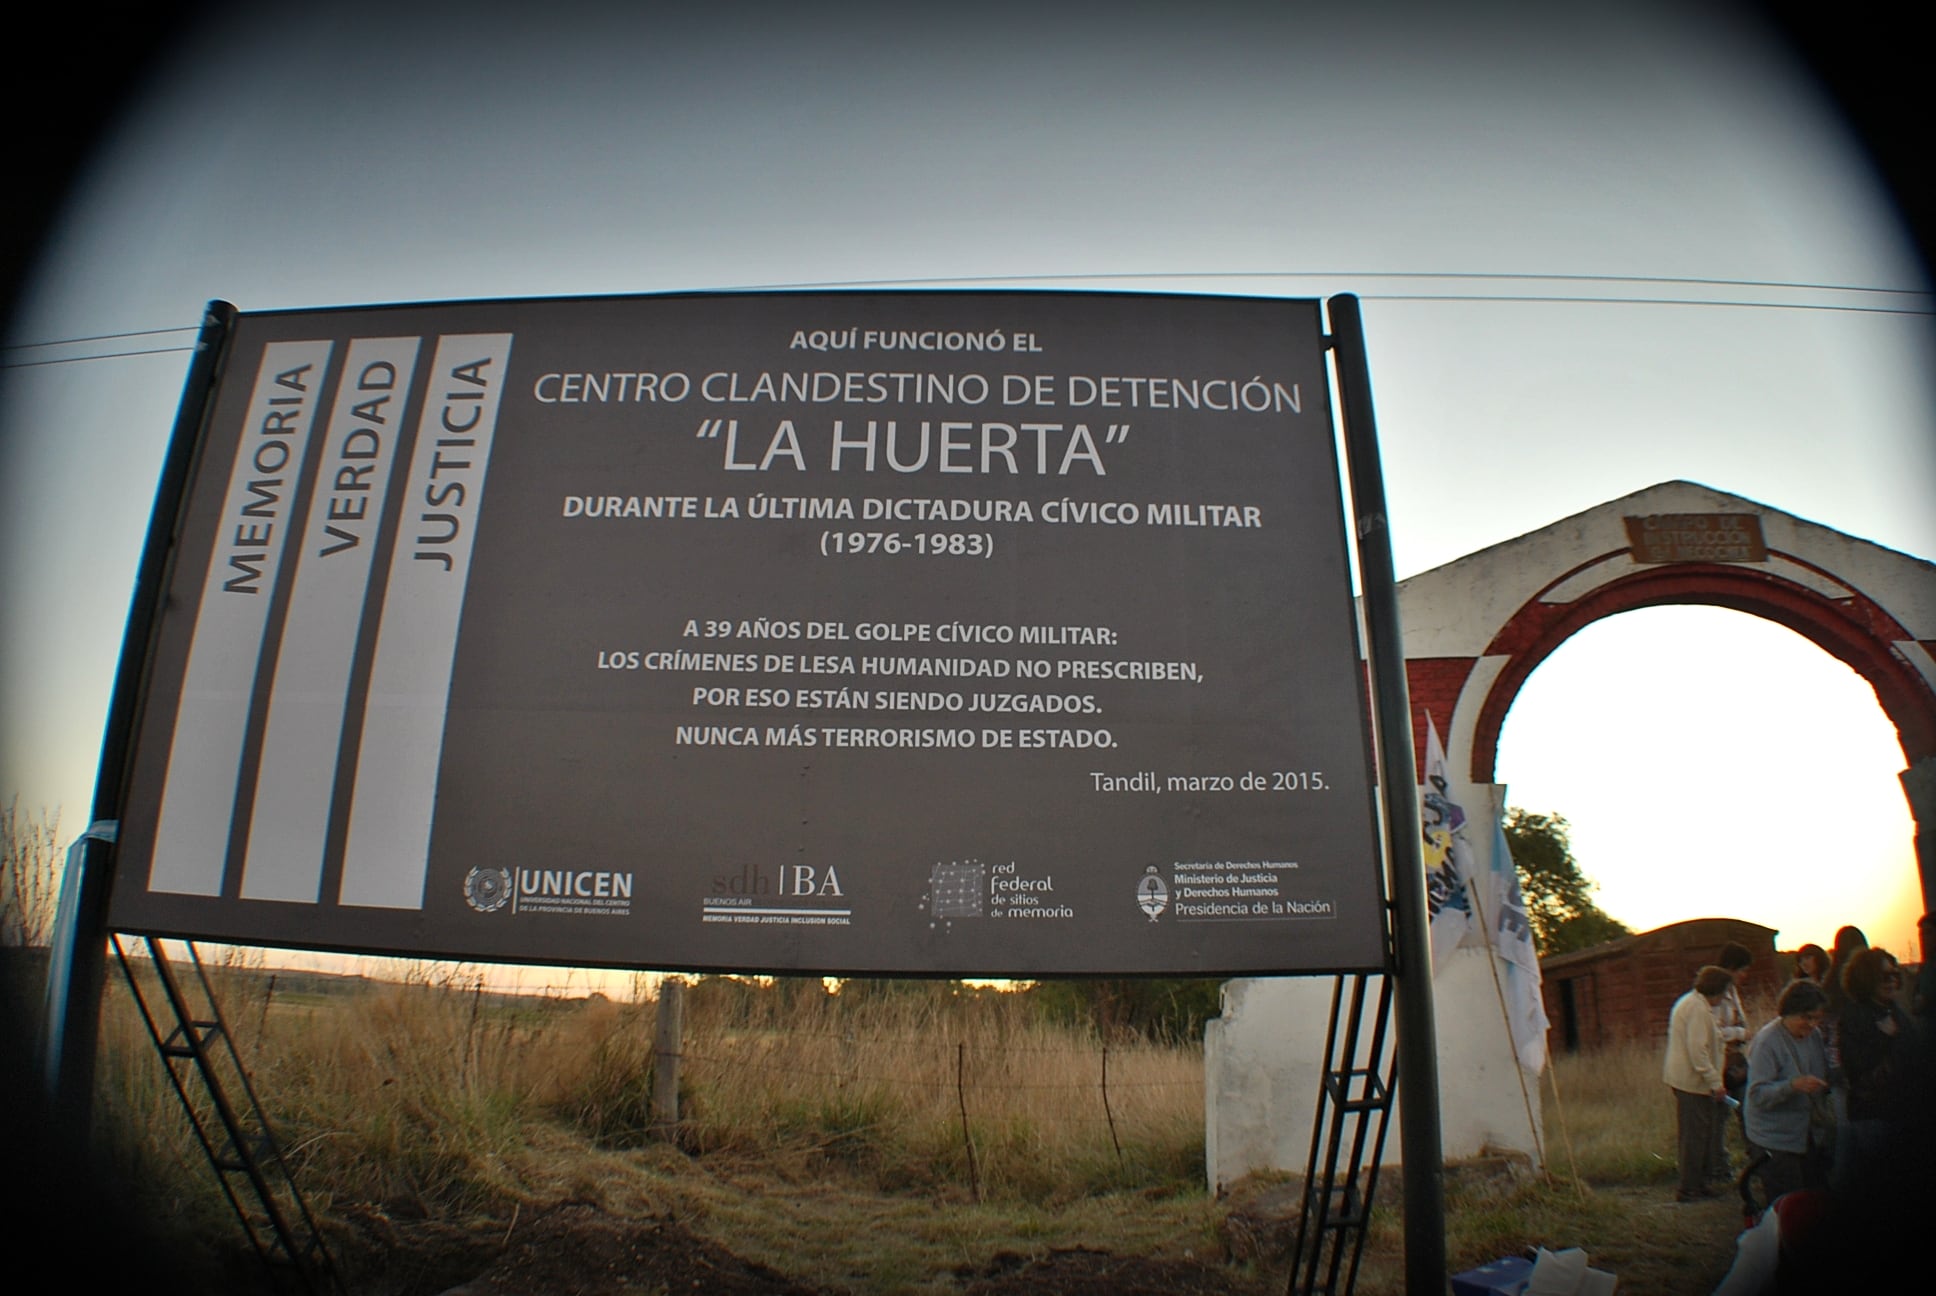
top-left (43, 303), bottom-right (235, 1123)
top-left (1327, 293), bottom-right (1447, 1292)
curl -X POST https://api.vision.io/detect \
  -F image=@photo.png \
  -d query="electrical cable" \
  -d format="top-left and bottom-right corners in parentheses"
top-left (6, 271), bottom-right (1929, 371)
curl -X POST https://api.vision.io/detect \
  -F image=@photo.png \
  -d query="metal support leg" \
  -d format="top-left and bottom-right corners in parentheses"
top-left (1288, 973), bottom-right (1398, 1296)
top-left (113, 936), bottom-right (342, 1294)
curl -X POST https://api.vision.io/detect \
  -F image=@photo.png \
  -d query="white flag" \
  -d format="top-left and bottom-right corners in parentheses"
top-left (1419, 716), bottom-right (1476, 973)
top-left (1489, 815), bottom-right (1550, 1073)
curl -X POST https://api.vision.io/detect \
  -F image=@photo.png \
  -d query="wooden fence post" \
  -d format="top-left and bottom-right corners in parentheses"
top-left (1101, 1043), bottom-right (1124, 1166)
top-left (956, 1041), bottom-right (982, 1202)
top-left (651, 978), bottom-right (685, 1141)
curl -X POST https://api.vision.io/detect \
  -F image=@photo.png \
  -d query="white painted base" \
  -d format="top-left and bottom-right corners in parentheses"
top-left (1205, 786), bottom-right (1546, 1190)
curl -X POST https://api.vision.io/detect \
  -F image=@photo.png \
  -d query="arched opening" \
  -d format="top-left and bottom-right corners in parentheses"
top-left (1493, 605), bottom-right (1921, 954)
top-left (1471, 562), bottom-right (1936, 780)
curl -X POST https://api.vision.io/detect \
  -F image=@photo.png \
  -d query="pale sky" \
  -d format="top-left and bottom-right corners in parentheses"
top-left (1495, 605), bottom-right (1924, 955)
top-left (2, 1), bottom-right (1931, 975)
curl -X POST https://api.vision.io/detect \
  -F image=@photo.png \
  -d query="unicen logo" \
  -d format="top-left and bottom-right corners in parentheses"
top-left (464, 867), bottom-right (512, 913)
top-left (463, 866), bottom-right (636, 917)
top-left (512, 868), bottom-right (636, 917)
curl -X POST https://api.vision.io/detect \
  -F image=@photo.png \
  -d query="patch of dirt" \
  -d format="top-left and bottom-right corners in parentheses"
top-left (1213, 1154), bottom-right (1545, 1266)
top-left (329, 1200), bottom-right (1266, 1296)
top-left (954, 1245), bottom-right (1261, 1296)
top-left (1216, 1177), bottom-right (1307, 1263)
top-left (422, 1201), bottom-right (824, 1296)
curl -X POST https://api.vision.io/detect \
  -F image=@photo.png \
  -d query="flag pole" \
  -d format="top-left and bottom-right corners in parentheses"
top-left (1462, 871), bottom-right (1547, 1172)
top-left (1542, 1058), bottom-right (1590, 1202)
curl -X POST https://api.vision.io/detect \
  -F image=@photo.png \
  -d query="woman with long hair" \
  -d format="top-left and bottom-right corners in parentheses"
top-left (1836, 946), bottom-right (1913, 1178)
top-left (1823, 926), bottom-right (1868, 1017)
top-left (1820, 925), bottom-right (1868, 1180)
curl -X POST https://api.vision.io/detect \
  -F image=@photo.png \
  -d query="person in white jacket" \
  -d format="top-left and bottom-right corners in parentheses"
top-left (1664, 965), bottom-right (1735, 1201)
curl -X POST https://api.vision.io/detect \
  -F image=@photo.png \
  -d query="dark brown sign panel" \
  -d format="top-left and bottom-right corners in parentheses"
top-left (1623, 513), bottom-right (1768, 564)
top-left (106, 292), bottom-right (1385, 975)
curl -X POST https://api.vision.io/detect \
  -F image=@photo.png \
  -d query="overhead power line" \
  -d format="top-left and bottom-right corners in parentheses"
top-left (733, 268), bottom-right (1932, 298)
top-left (4, 270), bottom-right (1930, 369)
top-left (1, 345), bottom-right (196, 370)
top-left (2, 324), bottom-right (201, 352)
top-left (1358, 293), bottom-right (1928, 316)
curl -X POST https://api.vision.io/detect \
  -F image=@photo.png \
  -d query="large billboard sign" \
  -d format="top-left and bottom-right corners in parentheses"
top-left (106, 292), bottom-right (1386, 975)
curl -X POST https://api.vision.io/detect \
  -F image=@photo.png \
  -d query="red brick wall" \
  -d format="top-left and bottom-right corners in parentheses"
top-left (1405, 657), bottom-right (1477, 781)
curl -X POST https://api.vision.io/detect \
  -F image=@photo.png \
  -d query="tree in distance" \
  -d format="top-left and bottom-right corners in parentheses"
top-left (1503, 808), bottom-right (1631, 956)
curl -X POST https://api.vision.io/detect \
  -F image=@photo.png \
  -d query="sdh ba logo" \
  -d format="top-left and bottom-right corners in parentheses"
top-left (712, 861), bottom-right (844, 897)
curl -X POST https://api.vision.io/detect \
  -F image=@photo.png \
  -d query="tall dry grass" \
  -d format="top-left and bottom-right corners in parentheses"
top-left (0, 800), bottom-right (60, 948)
top-left (666, 980), bottom-right (1204, 1200)
top-left (90, 961), bottom-right (1779, 1294)
top-left (93, 946), bottom-right (271, 1249)
top-left (1541, 1032), bottom-right (1681, 1185)
top-left (1540, 982), bottom-right (1782, 1190)
top-left (94, 965), bottom-right (1205, 1233)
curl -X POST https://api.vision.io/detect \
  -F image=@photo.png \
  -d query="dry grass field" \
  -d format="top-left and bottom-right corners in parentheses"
top-left (61, 953), bottom-right (1788, 1295)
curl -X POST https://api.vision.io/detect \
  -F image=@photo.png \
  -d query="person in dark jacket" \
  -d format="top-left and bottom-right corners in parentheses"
top-left (1822, 926), bottom-right (1867, 1020)
top-left (1836, 946), bottom-right (1915, 1181)
top-left (1818, 925), bottom-right (1867, 1177)
top-left (1711, 941), bottom-right (1755, 1180)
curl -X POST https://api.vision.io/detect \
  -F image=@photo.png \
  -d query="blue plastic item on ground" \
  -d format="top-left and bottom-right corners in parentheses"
top-left (1451, 1254), bottom-right (1534, 1296)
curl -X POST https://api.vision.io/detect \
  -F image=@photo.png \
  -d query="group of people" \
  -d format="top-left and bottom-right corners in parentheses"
top-left (1664, 920), bottom-right (1933, 1289)
top-left (1665, 925), bottom-right (1923, 1203)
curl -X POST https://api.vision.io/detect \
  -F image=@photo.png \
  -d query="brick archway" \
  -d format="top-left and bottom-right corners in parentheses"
top-left (1466, 558), bottom-right (1936, 784)
top-left (1393, 481), bottom-right (1936, 911)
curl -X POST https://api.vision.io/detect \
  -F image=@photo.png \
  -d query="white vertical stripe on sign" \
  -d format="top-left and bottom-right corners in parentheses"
top-left (241, 337), bottom-right (422, 902)
top-left (148, 340), bottom-right (335, 895)
top-left (339, 334), bottom-right (514, 909)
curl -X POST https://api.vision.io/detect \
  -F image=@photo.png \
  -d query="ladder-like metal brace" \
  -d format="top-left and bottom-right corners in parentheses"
top-left (113, 935), bottom-right (343, 1295)
top-left (1287, 973), bottom-right (1399, 1296)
